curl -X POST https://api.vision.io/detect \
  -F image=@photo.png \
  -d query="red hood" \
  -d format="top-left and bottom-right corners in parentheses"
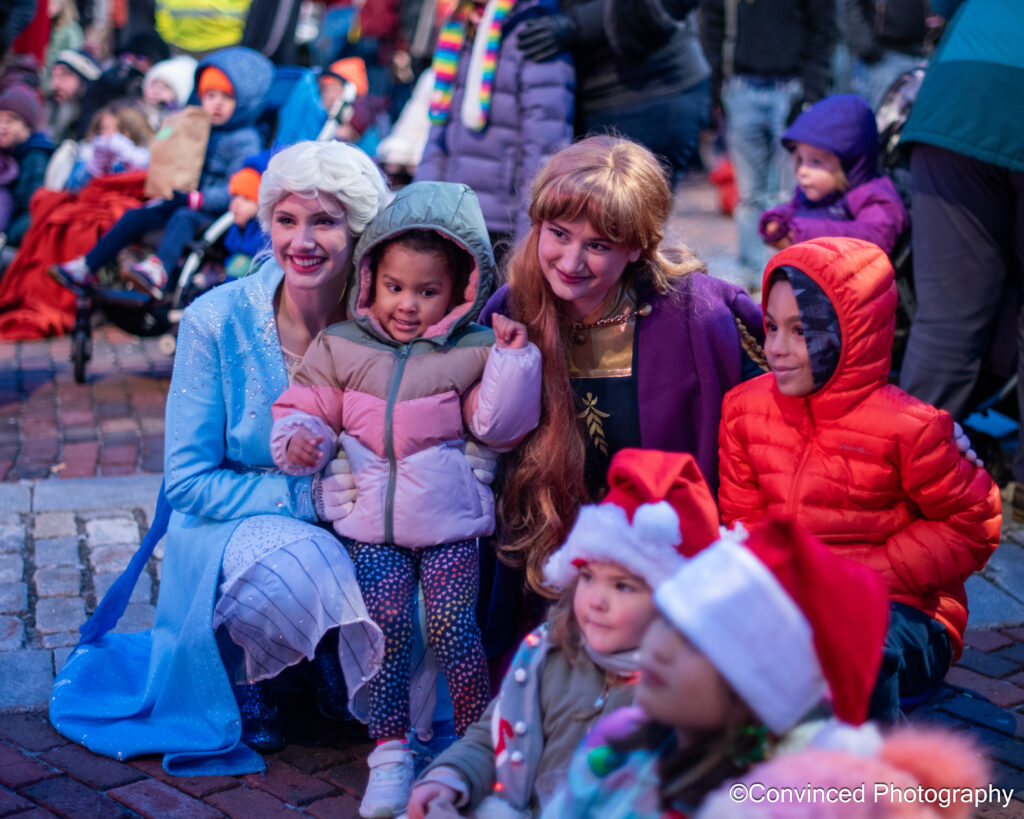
top-left (761, 238), bottom-right (897, 420)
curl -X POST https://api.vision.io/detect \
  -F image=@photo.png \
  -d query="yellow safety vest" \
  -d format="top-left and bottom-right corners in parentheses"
top-left (155, 0), bottom-right (253, 53)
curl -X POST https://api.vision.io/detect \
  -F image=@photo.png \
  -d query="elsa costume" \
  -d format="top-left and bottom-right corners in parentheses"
top-left (49, 261), bottom-right (384, 776)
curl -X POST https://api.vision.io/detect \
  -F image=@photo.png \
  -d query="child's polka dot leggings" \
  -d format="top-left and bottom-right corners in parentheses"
top-left (343, 537), bottom-right (491, 738)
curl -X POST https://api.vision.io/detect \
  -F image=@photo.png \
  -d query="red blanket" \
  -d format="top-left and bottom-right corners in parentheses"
top-left (0, 171), bottom-right (146, 340)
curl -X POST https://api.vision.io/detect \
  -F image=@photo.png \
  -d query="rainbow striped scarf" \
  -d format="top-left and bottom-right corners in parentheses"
top-left (429, 0), bottom-right (516, 132)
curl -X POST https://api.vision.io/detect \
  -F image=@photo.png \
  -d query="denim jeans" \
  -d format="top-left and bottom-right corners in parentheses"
top-left (582, 79), bottom-right (711, 187)
top-left (85, 201), bottom-right (212, 292)
top-left (868, 602), bottom-right (952, 723)
top-left (852, 51), bottom-right (927, 111)
top-left (723, 75), bottom-right (801, 284)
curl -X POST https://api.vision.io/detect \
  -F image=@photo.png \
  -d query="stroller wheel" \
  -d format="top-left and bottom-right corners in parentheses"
top-left (72, 329), bottom-right (91, 384)
top-left (158, 334), bottom-right (177, 356)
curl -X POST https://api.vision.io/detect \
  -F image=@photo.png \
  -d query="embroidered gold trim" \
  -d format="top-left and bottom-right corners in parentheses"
top-left (577, 392), bottom-right (610, 455)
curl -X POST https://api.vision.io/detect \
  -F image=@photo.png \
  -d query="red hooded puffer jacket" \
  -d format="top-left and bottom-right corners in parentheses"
top-left (718, 237), bottom-right (1001, 658)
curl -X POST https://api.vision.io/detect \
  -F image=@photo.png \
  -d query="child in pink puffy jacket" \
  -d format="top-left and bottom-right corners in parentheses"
top-left (271, 180), bottom-right (541, 818)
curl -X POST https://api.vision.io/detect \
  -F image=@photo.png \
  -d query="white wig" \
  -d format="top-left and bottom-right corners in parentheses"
top-left (257, 141), bottom-right (390, 236)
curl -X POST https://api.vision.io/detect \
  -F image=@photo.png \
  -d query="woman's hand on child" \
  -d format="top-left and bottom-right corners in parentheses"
top-left (286, 428), bottom-right (325, 468)
top-left (316, 446), bottom-right (358, 521)
top-left (492, 314), bottom-right (528, 349)
top-left (770, 235), bottom-right (793, 250)
top-left (407, 782), bottom-right (459, 819)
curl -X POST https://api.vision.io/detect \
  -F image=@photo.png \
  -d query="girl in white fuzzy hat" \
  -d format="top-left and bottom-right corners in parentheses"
top-left (543, 515), bottom-right (891, 819)
top-left (406, 448), bottom-right (720, 819)
top-left (142, 55), bottom-right (197, 128)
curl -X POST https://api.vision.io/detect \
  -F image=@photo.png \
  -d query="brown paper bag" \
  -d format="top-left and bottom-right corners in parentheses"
top-left (144, 106), bottom-right (212, 200)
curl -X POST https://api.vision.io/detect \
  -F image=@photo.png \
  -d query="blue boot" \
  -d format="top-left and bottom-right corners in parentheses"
top-left (233, 681), bottom-right (285, 752)
top-left (305, 632), bottom-right (351, 721)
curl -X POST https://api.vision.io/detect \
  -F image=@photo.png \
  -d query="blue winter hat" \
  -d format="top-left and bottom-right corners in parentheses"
top-left (783, 94), bottom-right (880, 190)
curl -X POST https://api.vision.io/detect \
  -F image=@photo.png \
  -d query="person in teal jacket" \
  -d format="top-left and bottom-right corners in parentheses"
top-left (897, 0), bottom-right (1024, 495)
top-left (48, 141), bottom-right (391, 777)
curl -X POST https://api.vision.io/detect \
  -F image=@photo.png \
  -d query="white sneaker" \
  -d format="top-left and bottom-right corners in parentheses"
top-left (360, 740), bottom-right (414, 818)
top-left (48, 256), bottom-right (94, 292)
top-left (123, 255), bottom-right (168, 300)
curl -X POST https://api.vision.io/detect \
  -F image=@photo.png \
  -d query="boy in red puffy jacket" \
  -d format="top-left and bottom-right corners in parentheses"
top-left (718, 236), bottom-right (1001, 723)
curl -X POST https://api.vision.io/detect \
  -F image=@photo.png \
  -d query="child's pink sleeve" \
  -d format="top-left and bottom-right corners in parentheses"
top-left (464, 343), bottom-right (542, 452)
top-left (270, 333), bottom-right (345, 474)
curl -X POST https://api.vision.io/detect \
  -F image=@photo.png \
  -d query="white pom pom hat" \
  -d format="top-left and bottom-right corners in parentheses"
top-left (543, 449), bottom-right (720, 590)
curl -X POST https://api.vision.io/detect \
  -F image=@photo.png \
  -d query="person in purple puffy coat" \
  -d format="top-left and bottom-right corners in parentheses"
top-left (758, 94), bottom-right (908, 257)
top-left (414, 0), bottom-right (575, 260)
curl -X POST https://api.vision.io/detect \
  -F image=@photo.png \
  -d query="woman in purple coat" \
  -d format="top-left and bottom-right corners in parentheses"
top-left (481, 135), bottom-right (764, 599)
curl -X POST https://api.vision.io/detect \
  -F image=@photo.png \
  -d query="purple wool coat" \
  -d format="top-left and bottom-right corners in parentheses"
top-left (481, 271), bottom-right (763, 495)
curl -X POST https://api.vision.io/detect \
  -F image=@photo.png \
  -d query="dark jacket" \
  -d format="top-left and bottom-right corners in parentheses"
top-left (481, 271), bottom-right (762, 495)
top-left (415, 0), bottom-right (574, 238)
top-left (191, 47), bottom-right (273, 215)
top-left (7, 131), bottom-right (56, 245)
top-left (844, 0), bottom-right (930, 61)
top-left (701, 0), bottom-right (837, 104)
top-left (564, 0), bottom-right (709, 112)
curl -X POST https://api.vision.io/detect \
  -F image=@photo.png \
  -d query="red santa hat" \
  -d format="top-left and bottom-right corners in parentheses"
top-left (654, 515), bottom-right (889, 733)
top-left (543, 449), bottom-right (720, 591)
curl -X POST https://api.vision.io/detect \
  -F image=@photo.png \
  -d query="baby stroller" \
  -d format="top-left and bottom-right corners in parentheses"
top-left (68, 66), bottom-right (356, 381)
top-left (875, 65), bottom-right (925, 374)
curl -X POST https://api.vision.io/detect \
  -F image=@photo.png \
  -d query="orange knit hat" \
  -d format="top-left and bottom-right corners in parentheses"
top-left (321, 57), bottom-right (369, 98)
top-left (198, 66), bottom-right (234, 96)
top-left (229, 167), bottom-right (261, 202)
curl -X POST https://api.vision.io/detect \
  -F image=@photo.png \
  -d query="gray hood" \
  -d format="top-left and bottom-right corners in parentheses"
top-left (350, 181), bottom-right (497, 346)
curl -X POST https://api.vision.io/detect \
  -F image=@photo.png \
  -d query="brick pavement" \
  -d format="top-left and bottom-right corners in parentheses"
top-left (0, 327), bottom-right (171, 483)
top-left (3, 177), bottom-right (1024, 815)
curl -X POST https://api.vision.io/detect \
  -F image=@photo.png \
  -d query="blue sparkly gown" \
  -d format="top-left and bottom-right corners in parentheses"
top-left (49, 261), bottom-right (383, 776)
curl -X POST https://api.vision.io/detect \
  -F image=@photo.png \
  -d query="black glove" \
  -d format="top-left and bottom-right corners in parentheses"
top-left (516, 14), bottom-right (578, 62)
top-left (169, 189), bottom-right (190, 209)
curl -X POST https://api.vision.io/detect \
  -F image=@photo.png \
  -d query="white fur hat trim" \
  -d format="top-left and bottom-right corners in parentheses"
top-left (544, 500), bottom-right (685, 590)
top-left (654, 529), bottom-right (827, 734)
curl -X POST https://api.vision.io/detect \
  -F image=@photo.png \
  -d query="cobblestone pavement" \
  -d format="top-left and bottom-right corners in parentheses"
top-left (3, 177), bottom-right (1024, 816)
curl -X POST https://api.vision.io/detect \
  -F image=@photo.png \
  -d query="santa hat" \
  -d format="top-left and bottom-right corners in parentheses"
top-left (654, 515), bottom-right (888, 733)
top-left (543, 449), bottom-right (719, 591)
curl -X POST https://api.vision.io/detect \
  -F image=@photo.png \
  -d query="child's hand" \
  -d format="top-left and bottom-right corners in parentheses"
top-left (493, 314), bottom-right (528, 349)
top-left (286, 428), bottom-right (325, 467)
top-left (953, 421), bottom-right (983, 467)
top-left (407, 782), bottom-right (459, 819)
top-left (763, 219), bottom-right (781, 237)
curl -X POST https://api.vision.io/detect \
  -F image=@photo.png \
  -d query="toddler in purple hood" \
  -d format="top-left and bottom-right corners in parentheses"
top-left (759, 94), bottom-right (907, 256)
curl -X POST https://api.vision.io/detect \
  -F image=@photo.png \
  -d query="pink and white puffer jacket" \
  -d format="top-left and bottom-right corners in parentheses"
top-left (271, 182), bottom-right (541, 547)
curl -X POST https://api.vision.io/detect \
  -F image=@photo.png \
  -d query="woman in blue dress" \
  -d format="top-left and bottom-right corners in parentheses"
top-left (50, 141), bottom-right (390, 776)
